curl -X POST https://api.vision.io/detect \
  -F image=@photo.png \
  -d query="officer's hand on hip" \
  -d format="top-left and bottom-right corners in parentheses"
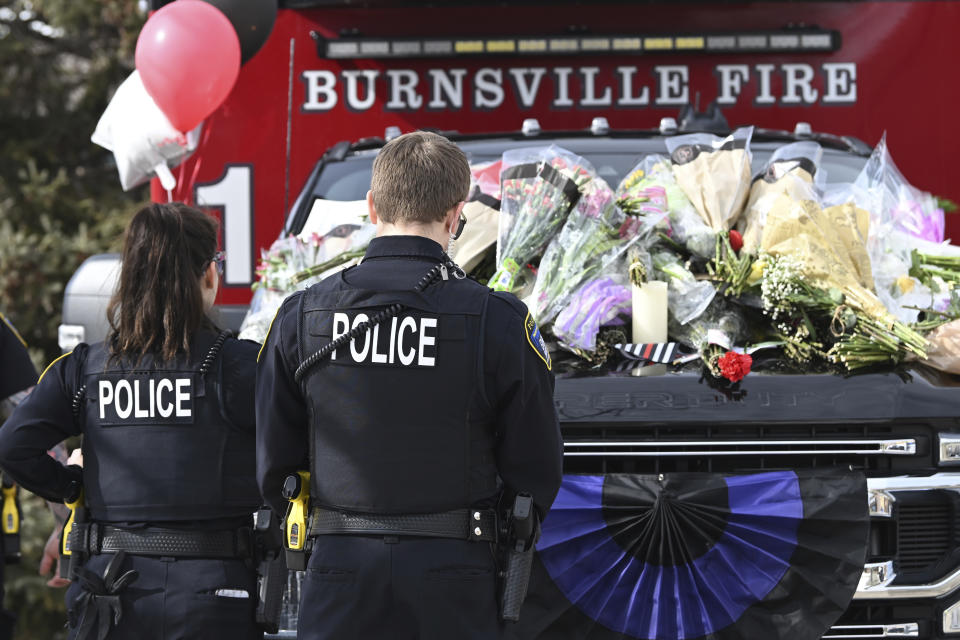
top-left (67, 448), bottom-right (83, 468)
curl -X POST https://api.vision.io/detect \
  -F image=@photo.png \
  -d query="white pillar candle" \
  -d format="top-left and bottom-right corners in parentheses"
top-left (631, 280), bottom-right (668, 377)
top-left (632, 280), bottom-right (668, 344)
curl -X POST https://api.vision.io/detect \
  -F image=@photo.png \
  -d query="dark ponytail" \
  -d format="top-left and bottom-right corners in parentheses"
top-left (107, 203), bottom-right (219, 363)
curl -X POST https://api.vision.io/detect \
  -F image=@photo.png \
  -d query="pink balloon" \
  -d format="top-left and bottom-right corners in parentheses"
top-left (135, 0), bottom-right (241, 133)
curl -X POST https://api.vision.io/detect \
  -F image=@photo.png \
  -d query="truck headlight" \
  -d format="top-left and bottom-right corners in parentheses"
top-left (939, 434), bottom-right (960, 466)
top-left (58, 324), bottom-right (85, 353)
top-left (944, 599), bottom-right (960, 634)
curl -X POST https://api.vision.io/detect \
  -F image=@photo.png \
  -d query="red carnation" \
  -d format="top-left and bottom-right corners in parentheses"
top-left (728, 230), bottom-right (744, 253)
top-left (717, 351), bottom-right (752, 383)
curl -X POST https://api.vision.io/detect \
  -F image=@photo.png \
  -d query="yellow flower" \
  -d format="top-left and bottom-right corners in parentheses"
top-left (746, 260), bottom-right (766, 286)
top-left (895, 275), bottom-right (915, 294)
top-left (623, 169), bottom-right (645, 190)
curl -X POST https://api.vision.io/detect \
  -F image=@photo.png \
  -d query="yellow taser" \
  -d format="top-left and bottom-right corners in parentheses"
top-left (1, 483), bottom-right (18, 536)
top-left (62, 488), bottom-right (85, 557)
top-left (283, 471), bottom-right (310, 550)
top-left (282, 471), bottom-right (311, 571)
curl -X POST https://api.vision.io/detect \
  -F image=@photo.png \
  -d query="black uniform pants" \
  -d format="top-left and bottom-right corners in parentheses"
top-left (298, 535), bottom-right (503, 640)
top-left (0, 560), bottom-right (13, 640)
top-left (64, 554), bottom-right (261, 640)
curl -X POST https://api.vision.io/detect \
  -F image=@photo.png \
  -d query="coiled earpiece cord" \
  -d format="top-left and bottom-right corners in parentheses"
top-left (199, 331), bottom-right (231, 377)
top-left (293, 257), bottom-right (465, 384)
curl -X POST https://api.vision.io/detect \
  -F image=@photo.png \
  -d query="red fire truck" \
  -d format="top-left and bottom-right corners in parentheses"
top-left (145, 0), bottom-right (960, 314)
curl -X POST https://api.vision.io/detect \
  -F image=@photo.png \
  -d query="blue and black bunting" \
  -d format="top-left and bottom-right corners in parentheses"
top-left (511, 470), bottom-right (868, 640)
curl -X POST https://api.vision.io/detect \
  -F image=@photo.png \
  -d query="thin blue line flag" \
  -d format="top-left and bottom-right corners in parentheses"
top-left (511, 470), bottom-right (868, 640)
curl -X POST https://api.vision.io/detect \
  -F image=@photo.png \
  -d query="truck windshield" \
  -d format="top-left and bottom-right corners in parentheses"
top-left (310, 151), bottom-right (644, 202)
top-left (301, 140), bottom-right (868, 217)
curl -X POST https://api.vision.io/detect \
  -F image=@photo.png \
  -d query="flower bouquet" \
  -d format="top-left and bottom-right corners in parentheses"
top-left (668, 295), bottom-right (747, 352)
top-left (531, 176), bottom-right (665, 323)
top-left (651, 249), bottom-right (717, 325)
top-left (737, 141), bottom-right (824, 253)
top-left (757, 192), bottom-right (932, 369)
top-left (238, 200), bottom-right (374, 342)
top-left (822, 136), bottom-right (950, 323)
top-left (617, 154), bottom-right (715, 258)
top-left (552, 270), bottom-right (632, 355)
top-left (666, 126), bottom-right (754, 233)
top-left (470, 159), bottom-right (503, 201)
top-left (489, 145), bottom-right (595, 292)
top-left (856, 133), bottom-right (946, 244)
top-left (755, 250), bottom-right (928, 370)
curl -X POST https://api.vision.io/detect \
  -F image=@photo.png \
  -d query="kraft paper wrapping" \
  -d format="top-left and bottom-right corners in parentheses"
top-left (924, 320), bottom-right (960, 374)
top-left (672, 148), bottom-right (752, 232)
top-left (738, 167), bottom-right (815, 252)
top-left (760, 195), bottom-right (888, 318)
top-left (449, 199), bottom-right (499, 274)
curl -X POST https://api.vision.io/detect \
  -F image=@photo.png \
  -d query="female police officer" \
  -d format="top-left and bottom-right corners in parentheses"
top-left (0, 203), bottom-right (262, 640)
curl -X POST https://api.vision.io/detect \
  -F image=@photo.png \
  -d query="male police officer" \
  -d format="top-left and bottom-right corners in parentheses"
top-left (256, 131), bottom-right (563, 639)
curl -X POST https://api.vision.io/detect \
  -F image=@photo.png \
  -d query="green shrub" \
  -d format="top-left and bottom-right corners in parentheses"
top-left (0, 3), bottom-right (146, 636)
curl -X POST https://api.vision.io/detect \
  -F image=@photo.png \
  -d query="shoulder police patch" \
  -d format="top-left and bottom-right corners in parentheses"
top-left (524, 312), bottom-right (551, 371)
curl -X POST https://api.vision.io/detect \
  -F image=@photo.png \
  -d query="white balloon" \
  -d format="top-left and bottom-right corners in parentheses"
top-left (91, 70), bottom-right (202, 192)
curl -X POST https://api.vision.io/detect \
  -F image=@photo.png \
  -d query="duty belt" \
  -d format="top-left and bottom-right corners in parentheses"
top-left (309, 508), bottom-right (497, 542)
top-left (68, 523), bottom-right (253, 559)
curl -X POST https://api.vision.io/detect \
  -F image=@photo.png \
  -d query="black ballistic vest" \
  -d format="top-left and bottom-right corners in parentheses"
top-left (299, 270), bottom-right (499, 514)
top-left (80, 333), bottom-right (258, 522)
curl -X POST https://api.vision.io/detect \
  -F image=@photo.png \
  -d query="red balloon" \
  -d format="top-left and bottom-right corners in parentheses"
top-left (135, 0), bottom-right (241, 133)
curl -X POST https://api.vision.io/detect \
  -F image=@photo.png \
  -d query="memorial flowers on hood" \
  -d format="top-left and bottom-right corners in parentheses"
top-left (489, 145), bottom-right (594, 292)
top-left (652, 249), bottom-right (716, 326)
top-left (716, 350), bottom-right (753, 382)
top-left (757, 194), bottom-right (929, 369)
top-left (532, 176), bottom-right (665, 323)
top-left (553, 273), bottom-right (632, 355)
top-left (666, 126), bottom-right (754, 233)
top-left (617, 154), bottom-right (716, 258)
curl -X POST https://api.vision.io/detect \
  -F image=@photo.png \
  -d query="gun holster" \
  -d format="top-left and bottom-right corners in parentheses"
top-left (498, 493), bottom-right (540, 623)
top-left (253, 507), bottom-right (285, 634)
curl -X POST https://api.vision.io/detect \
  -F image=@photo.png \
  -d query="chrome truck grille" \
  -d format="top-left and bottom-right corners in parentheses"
top-left (563, 438), bottom-right (916, 457)
top-left (560, 422), bottom-right (933, 475)
top-left (824, 623), bottom-right (919, 638)
top-left (897, 503), bottom-right (953, 578)
top-left (857, 475), bottom-right (960, 599)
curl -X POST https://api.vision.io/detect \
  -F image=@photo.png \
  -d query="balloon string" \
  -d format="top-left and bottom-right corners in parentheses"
top-left (176, 157), bottom-right (187, 203)
top-left (185, 119), bottom-right (214, 205)
top-left (283, 37), bottom-right (295, 218)
top-left (166, 188), bottom-right (173, 203)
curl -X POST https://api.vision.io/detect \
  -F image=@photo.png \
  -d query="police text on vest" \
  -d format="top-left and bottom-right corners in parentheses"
top-left (331, 312), bottom-right (437, 367)
top-left (98, 377), bottom-right (193, 421)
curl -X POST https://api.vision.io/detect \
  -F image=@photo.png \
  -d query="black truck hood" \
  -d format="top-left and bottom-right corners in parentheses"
top-left (555, 367), bottom-right (960, 424)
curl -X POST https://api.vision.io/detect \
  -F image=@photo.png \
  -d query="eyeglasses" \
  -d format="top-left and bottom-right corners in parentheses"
top-left (452, 214), bottom-right (467, 240)
top-left (210, 251), bottom-right (225, 276)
